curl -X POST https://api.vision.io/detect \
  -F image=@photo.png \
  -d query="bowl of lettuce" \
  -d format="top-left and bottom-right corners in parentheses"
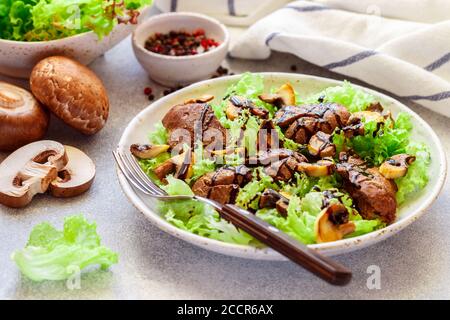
top-left (116, 72), bottom-right (446, 259)
top-left (0, 0), bottom-right (152, 78)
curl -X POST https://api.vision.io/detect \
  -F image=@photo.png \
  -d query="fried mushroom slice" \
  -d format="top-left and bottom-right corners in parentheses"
top-left (226, 96), bottom-right (269, 120)
top-left (130, 144), bottom-right (170, 159)
top-left (258, 83), bottom-right (296, 108)
top-left (153, 149), bottom-right (193, 181)
top-left (379, 154), bottom-right (416, 179)
top-left (183, 95), bottom-right (214, 104)
top-left (297, 158), bottom-right (335, 177)
top-left (314, 203), bottom-right (356, 243)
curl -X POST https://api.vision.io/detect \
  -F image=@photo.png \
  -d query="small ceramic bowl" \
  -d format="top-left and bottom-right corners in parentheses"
top-left (0, 6), bottom-right (151, 79)
top-left (132, 12), bottom-right (230, 87)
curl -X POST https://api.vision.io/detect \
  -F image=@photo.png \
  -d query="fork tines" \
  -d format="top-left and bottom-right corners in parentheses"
top-left (113, 148), bottom-right (166, 196)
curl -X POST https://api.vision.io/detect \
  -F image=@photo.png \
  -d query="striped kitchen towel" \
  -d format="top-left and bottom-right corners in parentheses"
top-left (154, 0), bottom-right (290, 26)
top-left (230, 0), bottom-right (450, 117)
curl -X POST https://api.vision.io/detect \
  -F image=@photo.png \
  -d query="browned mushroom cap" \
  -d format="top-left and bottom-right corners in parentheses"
top-left (30, 56), bottom-right (109, 135)
top-left (259, 83), bottom-right (296, 107)
top-left (308, 131), bottom-right (336, 158)
top-left (0, 82), bottom-right (49, 151)
top-left (49, 146), bottom-right (95, 198)
top-left (0, 140), bottom-right (67, 208)
top-left (379, 154), bottom-right (416, 179)
top-left (130, 144), bottom-right (170, 159)
top-left (314, 202), bottom-right (356, 243)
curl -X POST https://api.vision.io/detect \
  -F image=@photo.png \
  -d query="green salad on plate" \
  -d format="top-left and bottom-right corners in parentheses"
top-left (133, 73), bottom-right (430, 246)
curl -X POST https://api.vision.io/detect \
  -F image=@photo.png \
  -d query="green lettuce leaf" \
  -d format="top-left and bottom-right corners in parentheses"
top-left (160, 176), bottom-right (254, 245)
top-left (235, 169), bottom-right (278, 210)
top-left (11, 215), bottom-right (118, 282)
top-left (148, 121), bottom-right (169, 145)
top-left (308, 81), bottom-right (376, 112)
top-left (190, 143), bottom-right (216, 182)
top-left (395, 142), bottom-right (430, 205)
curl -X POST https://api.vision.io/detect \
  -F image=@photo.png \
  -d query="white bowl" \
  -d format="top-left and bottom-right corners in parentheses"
top-left (132, 12), bottom-right (229, 87)
top-left (116, 73), bottom-right (447, 259)
top-left (0, 6), bottom-right (151, 79)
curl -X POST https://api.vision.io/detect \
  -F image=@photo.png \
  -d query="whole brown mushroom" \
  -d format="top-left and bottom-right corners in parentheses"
top-left (0, 82), bottom-right (49, 151)
top-left (30, 56), bottom-right (109, 135)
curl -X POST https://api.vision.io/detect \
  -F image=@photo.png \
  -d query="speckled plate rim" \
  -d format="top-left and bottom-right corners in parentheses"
top-left (116, 73), bottom-right (447, 260)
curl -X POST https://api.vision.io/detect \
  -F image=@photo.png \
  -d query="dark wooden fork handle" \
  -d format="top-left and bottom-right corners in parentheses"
top-left (221, 204), bottom-right (352, 286)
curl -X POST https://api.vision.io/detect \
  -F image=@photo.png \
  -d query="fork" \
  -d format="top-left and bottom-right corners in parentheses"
top-left (113, 148), bottom-right (352, 286)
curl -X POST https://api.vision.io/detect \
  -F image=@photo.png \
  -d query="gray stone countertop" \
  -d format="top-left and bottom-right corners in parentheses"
top-left (0, 30), bottom-right (449, 300)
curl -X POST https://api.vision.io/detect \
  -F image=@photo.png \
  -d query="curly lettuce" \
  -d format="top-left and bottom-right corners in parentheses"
top-left (333, 111), bottom-right (430, 204)
top-left (395, 142), bottom-right (430, 205)
top-left (235, 169), bottom-right (278, 210)
top-left (12, 215), bottom-right (118, 282)
top-left (160, 176), bottom-right (254, 245)
top-left (0, 0), bottom-right (152, 41)
top-left (308, 81), bottom-right (376, 112)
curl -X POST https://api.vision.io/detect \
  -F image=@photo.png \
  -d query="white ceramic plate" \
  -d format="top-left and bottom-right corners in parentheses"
top-left (117, 73), bottom-right (447, 259)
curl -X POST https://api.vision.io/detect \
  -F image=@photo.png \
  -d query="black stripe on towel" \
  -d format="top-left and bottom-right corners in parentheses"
top-left (228, 0), bottom-right (236, 16)
top-left (170, 0), bottom-right (177, 12)
top-left (402, 91), bottom-right (450, 102)
top-left (323, 50), bottom-right (378, 69)
top-left (425, 52), bottom-right (450, 72)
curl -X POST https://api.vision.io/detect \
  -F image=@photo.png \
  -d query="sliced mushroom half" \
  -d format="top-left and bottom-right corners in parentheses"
top-left (226, 96), bottom-right (269, 120)
top-left (308, 131), bottom-right (336, 158)
top-left (225, 101), bottom-right (240, 120)
top-left (314, 203), bottom-right (356, 243)
top-left (297, 159), bottom-right (335, 177)
top-left (130, 144), bottom-right (170, 159)
top-left (153, 149), bottom-right (193, 181)
top-left (259, 83), bottom-right (296, 107)
top-left (379, 154), bottom-right (416, 179)
top-left (0, 140), bottom-right (67, 208)
top-left (350, 111), bottom-right (384, 124)
top-left (49, 146), bottom-right (96, 198)
top-left (183, 95), bottom-right (214, 104)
